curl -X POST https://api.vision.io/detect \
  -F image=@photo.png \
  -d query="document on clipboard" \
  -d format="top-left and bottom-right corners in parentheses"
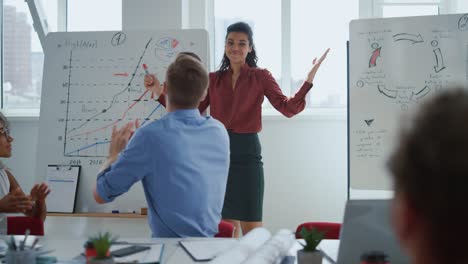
top-left (45, 165), bottom-right (80, 213)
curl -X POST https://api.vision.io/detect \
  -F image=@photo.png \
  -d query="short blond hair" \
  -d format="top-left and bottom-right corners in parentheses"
top-left (166, 53), bottom-right (208, 108)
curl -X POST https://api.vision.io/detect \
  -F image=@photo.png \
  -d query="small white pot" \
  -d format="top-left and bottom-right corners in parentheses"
top-left (297, 249), bottom-right (323, 264)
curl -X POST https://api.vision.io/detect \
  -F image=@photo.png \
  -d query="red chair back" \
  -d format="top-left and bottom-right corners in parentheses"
top-left (215, 220), bottom-right (235, 238)
top-left (7, 216), bottom-right (44, 236)
top-left (296, 222), bottom-right (341, 239)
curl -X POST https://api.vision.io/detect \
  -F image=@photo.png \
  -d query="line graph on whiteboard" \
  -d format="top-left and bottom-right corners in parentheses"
top-left (61, 36), bottom-right (183, 157)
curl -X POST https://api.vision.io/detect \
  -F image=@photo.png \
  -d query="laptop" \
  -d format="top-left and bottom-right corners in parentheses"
top-left (336, 199), bottom-right (410, 264)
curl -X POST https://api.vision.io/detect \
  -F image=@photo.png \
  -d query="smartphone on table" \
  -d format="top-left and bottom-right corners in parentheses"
top-left (111, 245), bottom-right (151, 257)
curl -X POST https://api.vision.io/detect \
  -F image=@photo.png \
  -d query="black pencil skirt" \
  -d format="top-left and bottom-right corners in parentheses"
top-left (221, 131), bottom-right (264, 222)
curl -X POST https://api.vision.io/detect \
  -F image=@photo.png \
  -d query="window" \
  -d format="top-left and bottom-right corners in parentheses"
top-left (67, 0), bottom-right (122, 31)
top-left (1, 1), bottom-right (464, 113)
top-left (456, 0), bottom-right (468, 12)
top-left (213, 0), bottom-right (281, 109)
top-left (2, 0), bottom-right (55, 109)
top-left (213, 0), bottom-right (358, 109)
top-left (212, 0), bottom-right (468, 110)
top-left (213, 0), bottom-right (281, 75)
top-left (377, 0), bottom-right (441, 18)
top-left (1, 0), bottom-right (122, 112)
top-left (291, 0), bottom-right (358, 108)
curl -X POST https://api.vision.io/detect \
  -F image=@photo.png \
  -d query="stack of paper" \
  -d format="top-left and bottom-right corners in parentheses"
top-left (208, 227), bottom-right (294, 264)
top-left (243, 229), bottom-right (295, 264)
top-left (179, 239), bottom-right (237, 261)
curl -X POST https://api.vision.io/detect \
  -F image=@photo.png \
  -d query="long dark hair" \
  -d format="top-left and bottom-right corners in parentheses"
top-left (218, 22), bottom-right (258, 73)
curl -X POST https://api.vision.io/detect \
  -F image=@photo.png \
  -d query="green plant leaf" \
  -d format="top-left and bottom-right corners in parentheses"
top-left (89, 232), bottom-right (118, 259)
top-left (299, 227), bottom-right (326, 252)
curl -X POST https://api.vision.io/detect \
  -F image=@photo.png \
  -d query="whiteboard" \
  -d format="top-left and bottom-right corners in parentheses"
top-left (36, 30), bottom-right (209, 212)
top-left (349, 14), bottom-right (468, 190)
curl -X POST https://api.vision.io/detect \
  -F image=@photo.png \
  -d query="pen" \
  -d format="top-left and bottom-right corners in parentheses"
top-left (143, 64), bottom-right (157, 99)
top-left (142, 64), bottom-right (150, 75)
top-left (20, 229), bottom-right (30, 251)
top-left (30, 237), bottom-right (39, 250)
top-left (159, 244), bottom-right (165, 263)
top-left (10, 236), bottom-right (16, 251)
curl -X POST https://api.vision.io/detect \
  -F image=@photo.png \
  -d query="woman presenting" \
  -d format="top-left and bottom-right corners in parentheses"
top-left (145, 22), bottom-right (329, 236)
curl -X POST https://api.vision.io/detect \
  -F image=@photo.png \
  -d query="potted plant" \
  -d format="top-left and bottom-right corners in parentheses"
top-left (297, 227), bottom-right (325, 264)
top-left (87, 232), bottom-right (117, 264)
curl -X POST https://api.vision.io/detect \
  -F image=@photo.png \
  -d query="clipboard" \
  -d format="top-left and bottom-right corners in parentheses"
top-left (45, 165), bottom-right (81, 213)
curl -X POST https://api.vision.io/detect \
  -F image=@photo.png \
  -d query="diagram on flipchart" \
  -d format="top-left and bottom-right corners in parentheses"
top-left (353, 15), bottom-right (468, 112)
top-left (349, 14), bottom-right (468, 189)
top-left (36, 30), bottom-right (208, 211)
top-left (63, 37), bottom-right (165, 157)
top-left (43, 31), bottom-right (207, 158)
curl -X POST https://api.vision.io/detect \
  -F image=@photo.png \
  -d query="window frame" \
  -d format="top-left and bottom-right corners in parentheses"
top-left (0, 0), bottom-right (67, 117)
top-left (1, 0), bottom-right (462, 117)
top-left (360, 0), bottom-right (455, 18)
top-left (208, 0), bottom-right (353, 115)
top-left (208, 0), bottom-right (458, 116)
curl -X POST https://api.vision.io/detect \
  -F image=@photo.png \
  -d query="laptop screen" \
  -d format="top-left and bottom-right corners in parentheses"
top-left (336, 199), bottom-right (409, 264)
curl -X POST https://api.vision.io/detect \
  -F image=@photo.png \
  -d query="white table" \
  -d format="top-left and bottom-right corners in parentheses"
top-left (0, 237), bottom-right (339, 263)
top-left (39, 217), bottom-right (341, 263)
top-left (39, 237), bottom-right (237, 263)
top-left (318, 239), bottom-right (339, 263)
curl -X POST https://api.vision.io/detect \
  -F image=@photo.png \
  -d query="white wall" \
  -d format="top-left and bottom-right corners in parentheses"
top-left (261, 116), bottom-right (347, 232)
top-left (4, 115), bottom-right (347, 232)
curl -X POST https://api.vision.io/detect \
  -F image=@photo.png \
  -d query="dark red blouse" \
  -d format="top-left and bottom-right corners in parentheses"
top-left (159, 64), bottom-right (313, 133)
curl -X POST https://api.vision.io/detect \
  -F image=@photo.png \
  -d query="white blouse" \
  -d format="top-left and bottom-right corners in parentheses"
top-left (0, 168), bottom-right (10, 198)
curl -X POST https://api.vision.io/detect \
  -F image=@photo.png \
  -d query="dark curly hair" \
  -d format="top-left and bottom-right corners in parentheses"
top-left (217, 22), bottom-right (258, 73)
top-left (388, 87), bottom-right (468, 263)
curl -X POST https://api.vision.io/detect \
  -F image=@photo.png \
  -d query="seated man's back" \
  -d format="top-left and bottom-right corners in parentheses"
top-left (98, 109), bottom-right (229, 237)
top-left (94, 53), bottom-right (229, 237)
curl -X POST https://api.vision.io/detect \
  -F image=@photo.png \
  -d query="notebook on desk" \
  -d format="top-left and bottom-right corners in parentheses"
top-left (336, 199), bottom-right (409, 264)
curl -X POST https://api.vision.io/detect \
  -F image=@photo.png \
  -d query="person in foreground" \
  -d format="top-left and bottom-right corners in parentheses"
top-left (388, 87), bottom-right (468, 264)
top-left (93, 54), bottom-right (230, 238)
top-left (0, 112), bottom-right (50, 221)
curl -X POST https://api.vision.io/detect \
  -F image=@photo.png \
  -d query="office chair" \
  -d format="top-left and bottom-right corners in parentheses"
top-left (7, 216), bottom-right (44, 236)
top-left (295, 222), bottom-right (341, 239)
top-left (215, 220), bottom-right (235, 238)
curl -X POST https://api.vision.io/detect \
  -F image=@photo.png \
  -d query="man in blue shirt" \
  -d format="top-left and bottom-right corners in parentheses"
top-left (93, 53), bottom-right (230, 237)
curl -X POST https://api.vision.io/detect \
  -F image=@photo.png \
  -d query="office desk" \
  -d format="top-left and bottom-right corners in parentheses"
top-left (318, 239), bottom-right (339, 263)
top-left (42, 216), bottom-right (339, 263)
top-left (4, 237), bottom-right (338, 263)
top-left (42, 237), bottom-right (236, 263)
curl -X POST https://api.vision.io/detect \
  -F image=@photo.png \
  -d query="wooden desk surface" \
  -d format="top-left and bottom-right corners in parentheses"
top-left (47, 212), bottom-right (146, 218)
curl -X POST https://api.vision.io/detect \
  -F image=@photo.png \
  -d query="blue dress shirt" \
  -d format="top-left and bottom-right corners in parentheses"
top-left (96, 109), bottom-right (229, 237)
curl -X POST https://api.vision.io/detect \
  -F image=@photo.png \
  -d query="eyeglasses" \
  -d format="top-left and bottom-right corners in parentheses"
top-left (0, 127), bottom-right (10, 138)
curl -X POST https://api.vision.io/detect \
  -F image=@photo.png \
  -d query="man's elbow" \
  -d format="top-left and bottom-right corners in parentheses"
top-left (93, 187), bottom-right (107, 204)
